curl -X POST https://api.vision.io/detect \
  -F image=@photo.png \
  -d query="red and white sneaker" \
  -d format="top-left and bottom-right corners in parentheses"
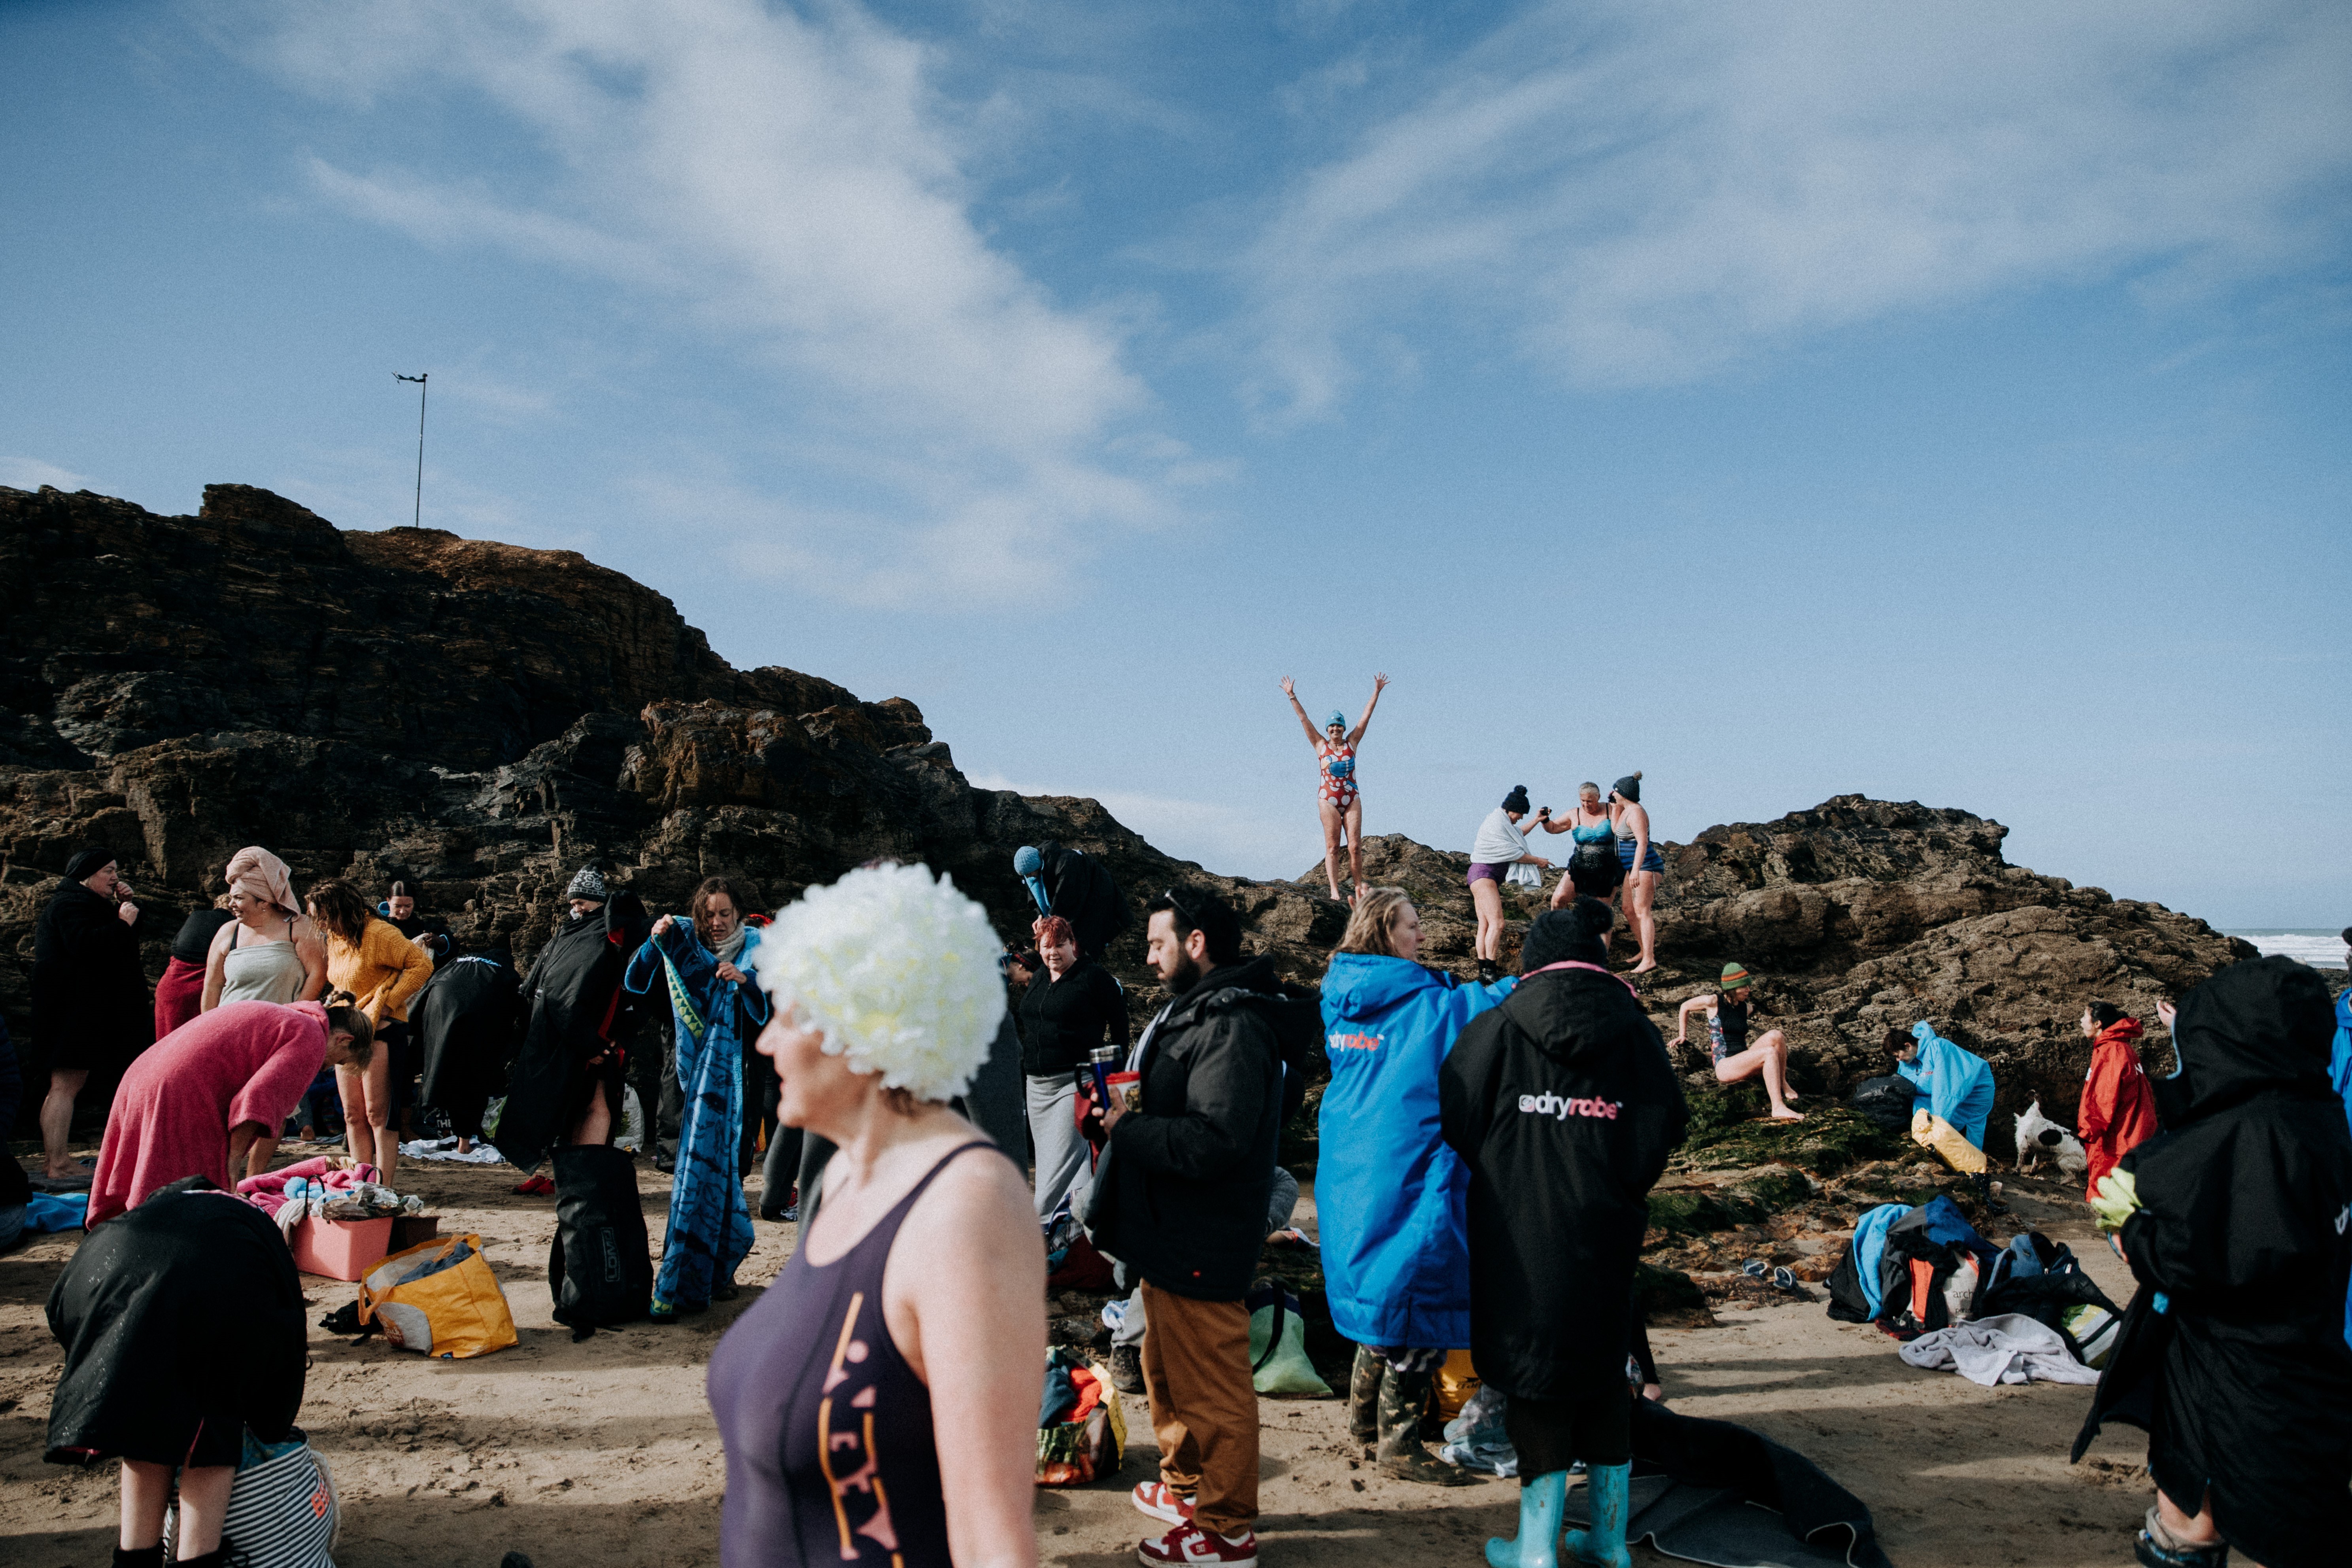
top-left (1131, 1482), bottom-right (1196, 1525)
top-left (1138, 1523), bottom-right (1257, 1568)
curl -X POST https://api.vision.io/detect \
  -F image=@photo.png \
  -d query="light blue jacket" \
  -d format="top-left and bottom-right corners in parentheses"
top-left (1898, 1020), bottom-right (1996, 1148)
top-left (1316, 953), bottom-right (1511, 1350)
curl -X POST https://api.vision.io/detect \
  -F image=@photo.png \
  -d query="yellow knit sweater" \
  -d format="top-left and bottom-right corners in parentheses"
top-left (326, 917), bottom-right (434, 1025)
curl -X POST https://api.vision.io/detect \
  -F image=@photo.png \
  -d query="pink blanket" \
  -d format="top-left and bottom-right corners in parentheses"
top-left (87, 1001), bottom-right (330, 1226)
top-left (236, 1157), bottom-right (378, 1217)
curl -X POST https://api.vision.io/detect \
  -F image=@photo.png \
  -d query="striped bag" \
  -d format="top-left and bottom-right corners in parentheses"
top-left (164, 1430), bottom-right (339, 1568)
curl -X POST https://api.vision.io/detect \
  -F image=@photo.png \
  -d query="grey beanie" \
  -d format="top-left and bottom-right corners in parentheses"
top-left (566, 865), bottom-right (609, 902)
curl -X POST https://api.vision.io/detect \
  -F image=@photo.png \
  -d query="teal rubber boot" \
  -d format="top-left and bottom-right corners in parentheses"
top-left (1485, 1469), bottom-right (1567, 1568)
top-left (1563, 1462), bottom-right (1632, 1568)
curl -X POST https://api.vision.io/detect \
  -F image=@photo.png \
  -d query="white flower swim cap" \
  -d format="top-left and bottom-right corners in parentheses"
top-left (759, 862), bottom-right (1006, 1103)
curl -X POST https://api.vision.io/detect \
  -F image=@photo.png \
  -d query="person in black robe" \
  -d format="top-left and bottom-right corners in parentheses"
top-left (498, 868), bottom-right (639, 1173)
top-left (2072, 954), bottom-right (2352, 1568)
top-left (412, 947), bottom-right (524, 1152)
top-left (30, 846), bottom-right (150, 1186)
top-left (47, 1178), bottom-right (306, 1568)
top-left (1440, 899), bottom-right (1686, 1568)
top-left (1013, 840), bottom-right (1128, 960)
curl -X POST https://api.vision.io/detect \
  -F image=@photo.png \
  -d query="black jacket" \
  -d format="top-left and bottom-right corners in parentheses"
top-left (46, 1181), bottom-right (306, 1466)
top-left (1440, 968), bottom-right (1687, 1401)
top-left (1018, 958), bottom-right (1130, 1076)
top-left (1037, 842), bottom-right (1128, 960)
top-left (1102, 955), bottom-right (1285, 1301)
top-left (2073, 956), bottom-right (2352, 1568)
top-left (414, 952), bottom-right (524, 1116)
top-left (30, 880), bottom-right (149, 1070)
top-left (500, 910), bottom-right (631, 1172)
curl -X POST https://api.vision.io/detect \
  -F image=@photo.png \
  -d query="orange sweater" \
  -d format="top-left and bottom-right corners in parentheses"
top-left (326, 917), bottom-right (434, 1025)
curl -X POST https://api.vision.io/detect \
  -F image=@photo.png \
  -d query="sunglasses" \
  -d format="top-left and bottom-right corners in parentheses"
top-left (1160, 886), bottom-right (1202, 924)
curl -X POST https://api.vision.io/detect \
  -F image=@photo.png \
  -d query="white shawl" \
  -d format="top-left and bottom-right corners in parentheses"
top-left (1471, 807), bottom-right (1530, 866)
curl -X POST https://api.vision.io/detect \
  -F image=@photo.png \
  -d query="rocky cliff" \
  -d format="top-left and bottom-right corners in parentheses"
top-left (3, 484), bottom-right (2255, 1154)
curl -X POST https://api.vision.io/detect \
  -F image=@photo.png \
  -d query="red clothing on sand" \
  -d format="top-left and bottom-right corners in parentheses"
top-left (152, 956), bottom-right (206, 1040)
top-left (87, 1000), bottom-right (330, 1227)
top-left (2077, 1016), bottom-right (2159, 1202)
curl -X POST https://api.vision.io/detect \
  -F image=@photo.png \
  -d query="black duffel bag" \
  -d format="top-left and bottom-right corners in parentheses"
top-left (548, 1143), bottom-right (652, 1337)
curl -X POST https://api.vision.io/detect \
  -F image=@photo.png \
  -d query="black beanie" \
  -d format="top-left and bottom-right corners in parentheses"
top-left (64, 846), bottom-right (116, 883)
top-left (1521, 898), bottom-right (1613, 970)
top-left (1501, 784), bottom-right (1531, 814)
top-left (1611, 771), bottom-right (1643, 803)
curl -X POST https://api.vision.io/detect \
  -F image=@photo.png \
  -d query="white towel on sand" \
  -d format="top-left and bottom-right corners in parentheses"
top-left (397, 1140), bottom-right (506, 1165)
top-left (1899, 1312), bottom-right (2101, 1386)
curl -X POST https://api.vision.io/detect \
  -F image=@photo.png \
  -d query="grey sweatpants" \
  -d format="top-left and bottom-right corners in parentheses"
top-left (1026, 1071), bottom-right (1090, 1220)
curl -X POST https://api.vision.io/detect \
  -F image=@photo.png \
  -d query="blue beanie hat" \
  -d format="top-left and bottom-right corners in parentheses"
top-left (1326, 710), bottom-right (1347, 729)
top-left (1013, 846), bottom-right (1043, 876)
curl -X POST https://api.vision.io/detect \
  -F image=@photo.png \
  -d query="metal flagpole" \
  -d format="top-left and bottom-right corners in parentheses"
top-left (395, 372), bottom-right (428, 527)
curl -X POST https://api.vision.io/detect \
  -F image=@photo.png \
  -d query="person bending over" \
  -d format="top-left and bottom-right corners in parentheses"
top-left (1673, 964), bottom-right (1802, 1120)
top-left (1887, 1022), bottom-right (2003, 1213)
top-left (1280, 673), bottom-right (1389, 903)
top-left (710, 863), bottom-right (1043, 1568)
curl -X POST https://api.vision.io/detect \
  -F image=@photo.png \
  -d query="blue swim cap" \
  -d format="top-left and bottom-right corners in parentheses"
top-left (1326, 710), bottom-right (1347, 729)
top-left (1013, 846), bottom-right (1043, 876)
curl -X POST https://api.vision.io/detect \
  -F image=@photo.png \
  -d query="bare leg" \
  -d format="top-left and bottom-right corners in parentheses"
top-left (1343, 799), bottom-right (1367, 899)
top-left (1318, 801), bottom-right (1346, 900)
top-left (121, 1458), bottom-right (172, 1550)
top-left (336, 1063), bottom-right (370, 1167)
top-left (357, 1052), bottom-right (398, 1181)
top-left (1626, 870), bottom-right (1658, 973)
top-left (170, 1464), bottom-right (235, 1559)
top-left (2153, 1488), bottom-right (2252, 1563)
top-left (1471, 878), bottom-right (1504, 961)
top-left (40, 1069), bottom-right (88, 1177)
top-left (1761, 1031), bottom-right (1801, 1102)
top-left (1715, 1039), bottom-right (1803, 1119)
top-left (571, 1077), bottom-right (616, 1146)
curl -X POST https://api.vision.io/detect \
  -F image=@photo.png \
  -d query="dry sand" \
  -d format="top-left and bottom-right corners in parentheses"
top-left (2, 1152), bottom-right (2157, 1568)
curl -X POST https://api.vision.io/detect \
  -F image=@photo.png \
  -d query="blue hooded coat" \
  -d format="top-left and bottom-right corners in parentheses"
top-left (1898, 1021), bottom-right (1996, 1148)
top-left (1317, 953), bottom-right (1510, 1350)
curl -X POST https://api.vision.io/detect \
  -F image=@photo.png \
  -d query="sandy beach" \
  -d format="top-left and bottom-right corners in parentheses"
top-left (2, 1146), bottom-right (2157, 1568)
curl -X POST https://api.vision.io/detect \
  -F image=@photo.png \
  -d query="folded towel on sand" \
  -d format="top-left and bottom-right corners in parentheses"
top-left (1898, 1312), bottom-right (2100, 1386)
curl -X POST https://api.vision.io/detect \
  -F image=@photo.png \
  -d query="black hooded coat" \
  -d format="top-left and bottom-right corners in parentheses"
top-left (500, 909), bottom-right (633, 1173)
top-left (2072, 956), bottom-right (2352, 1568)
top-left (30, 879), bottom-right (149, 1076)
top-left (414, 952), bottom-right (525, 1142)
top-left (1035, 842), bottom-right (1128, 960)
top-left (45, 1181), bottom-right (306, 1468)
top-left (1440, 966), bottom-right (1687, 1401)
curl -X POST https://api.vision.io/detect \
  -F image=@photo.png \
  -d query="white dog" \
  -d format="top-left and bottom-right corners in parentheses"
top-left (2012, 1098), bottom-right (2088, 1178)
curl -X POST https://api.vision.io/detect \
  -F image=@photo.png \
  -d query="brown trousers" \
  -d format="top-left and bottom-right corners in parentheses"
top-left (1139, 1281), bottom-right (1259, 1536)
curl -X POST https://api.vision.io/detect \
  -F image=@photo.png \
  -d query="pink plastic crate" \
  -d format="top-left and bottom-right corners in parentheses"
top-left (289, 1215), bottom-right (395, 1281)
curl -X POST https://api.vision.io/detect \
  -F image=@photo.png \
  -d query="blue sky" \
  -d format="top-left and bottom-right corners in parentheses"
top-left (4, 0), bottom-right (2347, 926)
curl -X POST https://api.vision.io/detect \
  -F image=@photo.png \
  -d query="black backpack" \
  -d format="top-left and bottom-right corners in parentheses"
top-left (547, 1144), bottom-right (652, 1337)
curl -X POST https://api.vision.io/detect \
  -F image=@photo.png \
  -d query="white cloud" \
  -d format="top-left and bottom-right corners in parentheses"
top-left (1244, 0), bottom-right (2352, 412)
top-left (223, 0), bottom-right (1176, 604)
top-left (0, 456), bottom-right (95, 492)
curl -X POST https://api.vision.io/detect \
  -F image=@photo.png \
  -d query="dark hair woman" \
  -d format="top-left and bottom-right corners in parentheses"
top-left (2076, 1000), bottom-right (2157, 1205)
top-left (1608, 772), bottom-right (1662, 974)
top-left (306, 879), bottom-right (431, 1182)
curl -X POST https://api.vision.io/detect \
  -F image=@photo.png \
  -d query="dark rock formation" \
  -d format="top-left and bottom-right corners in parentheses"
top-left (4, 484), bottom-right (2256, 1168)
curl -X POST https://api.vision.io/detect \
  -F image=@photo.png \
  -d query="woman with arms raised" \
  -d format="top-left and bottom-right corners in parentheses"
top-left (710, 863), bottom-right (1044, 1568)
top-left (1281, 673), bottom-right (1389, 904)
top-left (307, 879), bottom-right (433, 1183)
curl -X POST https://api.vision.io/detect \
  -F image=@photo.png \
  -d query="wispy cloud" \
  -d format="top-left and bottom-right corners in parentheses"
top-left (0, 456), bottom-right (96, 492)
top-left (1244, 0), bottom-right (2352, 414)
top-left (221, 0), bottom-right (1181, 604)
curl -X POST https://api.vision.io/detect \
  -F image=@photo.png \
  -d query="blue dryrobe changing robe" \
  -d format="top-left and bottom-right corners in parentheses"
top-left (623, 922), bottom-right (769, 1315)
top-left (1317, 952), bottom-right (1511, 1351)
top-left (2335, 987), bottom-right (2352, 1348)
top-left (1898, 1022), bottom-right (1995, 1148)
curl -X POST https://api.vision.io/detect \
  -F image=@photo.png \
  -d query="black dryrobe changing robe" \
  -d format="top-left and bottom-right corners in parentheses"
top-left (413, 951), bottom-right (524, 1143)
top-left (1439, 967), bottom-right (1687, 1402)
top-left (2072, 955), bottom-right (2352, 1568)
top-left (499, 908), bottom-right (632, 1173)
top-left (46, 1180), bottom-right (306, 1468)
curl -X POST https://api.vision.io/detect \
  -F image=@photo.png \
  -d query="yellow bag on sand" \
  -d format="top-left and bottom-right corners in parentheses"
top-left (357, 1234), bottom-right (519, 1359)
top-left (1911, 1109), bottom-right (1988, 1175)
top-left (1435, 1351), bottom-right (1481, 1420)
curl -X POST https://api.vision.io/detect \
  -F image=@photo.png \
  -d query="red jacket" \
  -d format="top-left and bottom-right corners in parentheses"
top-left (2078, 1017), bottom-right (2159, 1200)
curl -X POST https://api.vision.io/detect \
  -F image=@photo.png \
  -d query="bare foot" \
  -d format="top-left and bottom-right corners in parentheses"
top-left (1770, 1107), bottom-right (1806, 1121)
top-left (1629, 961), bottom-right (1658, 975)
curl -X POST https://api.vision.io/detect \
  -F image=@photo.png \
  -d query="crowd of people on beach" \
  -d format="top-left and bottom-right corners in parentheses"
top-left (8, 748), bottom-right (2352, 1568)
